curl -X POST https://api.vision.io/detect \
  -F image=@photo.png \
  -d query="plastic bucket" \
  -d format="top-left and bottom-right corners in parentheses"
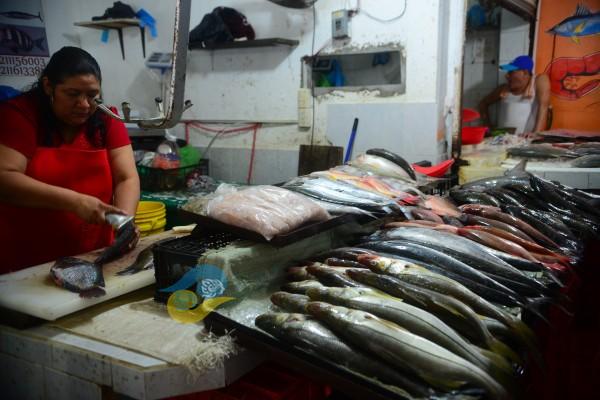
top-left (136, 201), bottom-right (167, 237)
top-left (136, 201), bottom-right (166, 217)
top-left (461, 126), bottom-right (488, 145)
top-left (138, 217), bottom-right (167, 237)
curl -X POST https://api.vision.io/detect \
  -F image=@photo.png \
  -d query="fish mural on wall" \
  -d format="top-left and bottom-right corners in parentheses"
top-left (0, 11), bottom-right (43, 22)
top-left (547, 4), bottom-right (600, 44)
top-left (0, 24), bottom-right (45, 54)
top-left (0, 0), bottom-right (49, 58)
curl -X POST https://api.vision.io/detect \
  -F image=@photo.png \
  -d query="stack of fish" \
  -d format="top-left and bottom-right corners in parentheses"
top-left (450, 161), bottom-right (600, 260)
top-left (255, 161), bottom-right (599, 398)
top-left (256, 253), bottom-right (527, 399)
top-left (284, 149), bottom-right (433, 218)
top-left (506, 143), bottom-right (600, 168)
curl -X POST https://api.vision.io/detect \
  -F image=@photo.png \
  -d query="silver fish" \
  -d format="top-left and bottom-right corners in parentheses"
top-left (50, 257), bottom-right (105, 298)
top-left (306, 303), bottom-right (509, 399)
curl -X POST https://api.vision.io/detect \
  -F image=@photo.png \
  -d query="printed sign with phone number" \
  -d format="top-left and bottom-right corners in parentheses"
top-left (0, 55), bottom-right (48, 77)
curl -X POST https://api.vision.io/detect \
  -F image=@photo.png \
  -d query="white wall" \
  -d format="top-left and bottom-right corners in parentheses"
top-left (498, 8), bottom-right (530, 83)
top-left (2, 0), bottom-right (467, 183)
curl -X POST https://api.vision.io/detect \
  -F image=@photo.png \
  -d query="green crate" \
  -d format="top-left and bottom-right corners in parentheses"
top-left (137, 159), bottom-right (209, 192)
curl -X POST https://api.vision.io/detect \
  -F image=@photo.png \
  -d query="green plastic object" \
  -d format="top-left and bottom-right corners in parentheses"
top-left (179, 145), bottom-right (201, 167)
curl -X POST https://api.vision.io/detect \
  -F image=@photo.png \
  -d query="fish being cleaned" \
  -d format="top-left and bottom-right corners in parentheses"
top-left (50, 257), bottom-right (105, 298)
top-left (306, 302), bottom-right (510, 399)
top-left (255, 312), bottom-right (433, 398)
top-left (95, 220), bottom-right (138, 266)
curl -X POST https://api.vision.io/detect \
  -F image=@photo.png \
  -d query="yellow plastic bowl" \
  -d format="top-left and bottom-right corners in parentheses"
top-left (137, 217), bottom-right (167, 233)
top-left (136, 201), bottom-right (166, 217)
top-left (140, 227), bottom-right (165, 237)
top-left (135, 211), bottom-right (166, 224)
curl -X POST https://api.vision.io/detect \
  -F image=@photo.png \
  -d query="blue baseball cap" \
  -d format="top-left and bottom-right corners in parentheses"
top-left (500, 55), bottom-right (533, 73)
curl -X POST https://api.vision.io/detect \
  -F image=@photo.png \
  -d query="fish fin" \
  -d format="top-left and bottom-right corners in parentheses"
top-left (502, 317), bottom-right (545, 370)
top-left (116, 266), bottom-right (140, 276)
top-left (34, 38), bottom-right (45, 51)
top-left (79, 287), bottom-right (106, 298)
top-left (476, 346), bottom-right (519, 391)
top-left (571, 35), bottom-right (580, 44)
top-left (488, 337), bottom-right (522, 365)
top-left (574, 4), bottom-right (592, 16)
top-left (505, 159), bottom-right (527, 176)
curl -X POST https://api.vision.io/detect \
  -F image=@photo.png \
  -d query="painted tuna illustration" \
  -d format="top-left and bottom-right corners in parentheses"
top-left (0, 11), bottom-right (44, 22)
top-left (547, 4), bottom-right (600, 43)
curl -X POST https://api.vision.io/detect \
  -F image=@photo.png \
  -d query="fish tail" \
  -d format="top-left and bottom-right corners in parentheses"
top-left (488, 336), bottom-right (522, 365)
top-left (501, 317), bottom-right (544, 369)
top-left (476, 347), bottom-right (519, 392)
top-left (79, 287), bottom-right (106, 298)
top-left (116, 266), bottom-right (139, 276)
top-left (522, 297), bottom-right (552, 324)
top-left (526, 296), bottom-right (573, 319)
top-left (34, 37), bottom-right (44, 51)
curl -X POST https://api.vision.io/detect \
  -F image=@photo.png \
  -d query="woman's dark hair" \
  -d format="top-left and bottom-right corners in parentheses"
top-left (25, 46), bottom-right (107, 147)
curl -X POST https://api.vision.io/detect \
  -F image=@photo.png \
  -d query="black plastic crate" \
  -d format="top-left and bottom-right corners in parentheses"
top-left (419, 173), bottom-right (458, 196)
top-left (153, 232), bottom-right (235, 303)
top-left (137, 159), bottom-right (209, 192)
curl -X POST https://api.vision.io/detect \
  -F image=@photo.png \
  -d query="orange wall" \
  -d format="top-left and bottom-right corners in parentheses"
top-left (535, 0), bottom-right (600, 131)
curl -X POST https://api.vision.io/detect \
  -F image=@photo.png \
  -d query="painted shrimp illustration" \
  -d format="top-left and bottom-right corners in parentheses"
top-left (545, 51), bottom-right (600, 100)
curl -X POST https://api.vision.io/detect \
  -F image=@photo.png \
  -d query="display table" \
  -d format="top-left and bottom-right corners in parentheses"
top-left (0, 288), bottom-right (264, 400)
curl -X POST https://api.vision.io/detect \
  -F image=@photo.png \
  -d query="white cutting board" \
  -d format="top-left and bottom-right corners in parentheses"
top-left (0, 230), bottom-right (183, 321)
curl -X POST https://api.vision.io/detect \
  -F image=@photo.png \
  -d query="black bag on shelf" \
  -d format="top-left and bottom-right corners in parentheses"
top-left (189, 7), bottom-right (255, 48)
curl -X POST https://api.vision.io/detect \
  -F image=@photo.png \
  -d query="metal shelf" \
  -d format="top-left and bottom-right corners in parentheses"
top-left (189, 38), bottom-right (299, 50)
top-left (74, 18), bottom-right (140, 30)
top-left (74, 19), bottom-right (145, 59)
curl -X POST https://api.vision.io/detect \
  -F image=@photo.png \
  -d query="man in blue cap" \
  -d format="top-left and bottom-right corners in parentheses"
top-left (478, 55), bottom-right (550, 135)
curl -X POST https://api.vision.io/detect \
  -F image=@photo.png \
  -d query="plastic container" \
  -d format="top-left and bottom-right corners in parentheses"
top-left (462, 108), bottom-right (480, 123)
top-left (136, 201), bottom-right (166, 216)
top-left (137, 159), bottom-right (209, 191)
top-left (461, 126), bottom-right (488, 145)
top-left (153, 132), bottom-right (181, 169)
top-left (412, 159), bottom-right (455, 178)
top-left (135, 201), bottom-right (167, 237)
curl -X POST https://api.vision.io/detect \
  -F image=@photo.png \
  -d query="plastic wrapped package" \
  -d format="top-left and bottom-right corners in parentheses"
top-left (205, 185), bottom-right (331, 240)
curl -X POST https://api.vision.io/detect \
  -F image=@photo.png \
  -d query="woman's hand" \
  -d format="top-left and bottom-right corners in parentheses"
top-left (74, 194), bottom-right (127, 224)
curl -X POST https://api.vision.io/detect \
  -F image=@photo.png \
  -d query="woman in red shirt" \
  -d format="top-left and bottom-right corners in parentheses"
top-left (0, 46), bottom-right (140, 273)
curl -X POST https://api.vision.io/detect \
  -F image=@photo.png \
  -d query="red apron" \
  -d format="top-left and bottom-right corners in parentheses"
top-left (0, 147), bottom-right (114, 273)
